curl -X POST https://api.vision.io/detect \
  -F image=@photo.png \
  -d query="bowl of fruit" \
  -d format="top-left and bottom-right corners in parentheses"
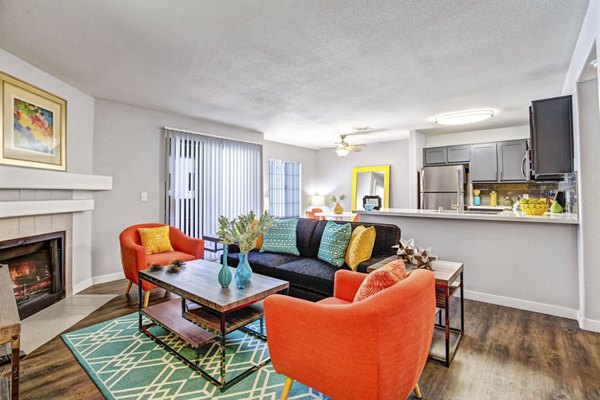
top-left (520, 198), bottom-right (549, 216)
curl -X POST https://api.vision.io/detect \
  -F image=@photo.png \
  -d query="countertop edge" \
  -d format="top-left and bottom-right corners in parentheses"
top-left (355, 209), bottom-right (579, 225)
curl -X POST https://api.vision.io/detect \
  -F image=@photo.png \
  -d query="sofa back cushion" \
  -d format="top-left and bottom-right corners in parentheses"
top-left (307, 219), bottom-right (400, 258)
top-left (295, 218), bottom-right (320, 257)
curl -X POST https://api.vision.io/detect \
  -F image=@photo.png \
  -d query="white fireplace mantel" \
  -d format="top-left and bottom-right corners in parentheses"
top-left (0, 166), bottom-right (112, 191)
top-left (0, 200), bottom-right (95, 219)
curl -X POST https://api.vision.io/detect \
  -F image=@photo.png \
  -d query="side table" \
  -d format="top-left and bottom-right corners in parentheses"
top-left (368, 258), bottom-right (464, 367)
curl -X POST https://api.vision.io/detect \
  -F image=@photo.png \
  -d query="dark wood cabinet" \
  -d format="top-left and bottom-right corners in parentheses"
top-left (530, 95), bottom-right (574, 180)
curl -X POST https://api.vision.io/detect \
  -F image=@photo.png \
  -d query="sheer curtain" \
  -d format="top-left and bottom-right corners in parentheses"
top-left (269, 159), bottom-right (302, 218)
top-left (165, 129), bottom-right (262, 238)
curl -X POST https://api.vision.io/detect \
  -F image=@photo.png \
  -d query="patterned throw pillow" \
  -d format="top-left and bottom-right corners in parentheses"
top-left (137, 226), bottom-right (174, 255)
top-left (353, 259), bottom-right (407, 302)
top-left (345, 225), bottom-right (376, 271)
top-left (260, 219), bottom-right (300, 255)
top-left (317, 221), bottom-right (352, 267)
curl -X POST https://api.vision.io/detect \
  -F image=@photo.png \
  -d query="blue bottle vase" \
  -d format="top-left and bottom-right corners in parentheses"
top-left (218, 246), bottom-right (232, 288)
top-left (235, 253), bottom-right (253, 289)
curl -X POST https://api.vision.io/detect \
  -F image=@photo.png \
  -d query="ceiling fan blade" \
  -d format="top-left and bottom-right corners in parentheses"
top-left (346, 144), bottom-right (367, 151)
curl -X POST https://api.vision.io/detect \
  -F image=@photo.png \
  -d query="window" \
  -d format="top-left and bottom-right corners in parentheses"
top-left (165, 129), bottom-right (262, 238)
top-left (269, 159), bottom-right (302, 218)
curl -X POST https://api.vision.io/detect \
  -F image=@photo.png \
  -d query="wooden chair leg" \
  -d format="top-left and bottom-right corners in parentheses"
top-left (414, 384), bottom-right (423, 399)
top-left (125, 280), bottom-right (133, 295)
top-left (281, 377), bottom-right (294, 400)
top-left (143, 290), bottom-right (151, 308)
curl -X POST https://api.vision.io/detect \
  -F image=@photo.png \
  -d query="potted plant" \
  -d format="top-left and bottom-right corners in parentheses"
top-left (330, 193), bottom-right (347, 214)
top-left (217, 211), bottom-right (274, 289)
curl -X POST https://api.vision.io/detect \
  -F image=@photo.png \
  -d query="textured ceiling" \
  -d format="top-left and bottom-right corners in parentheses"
top-left (0, 0), bottom-right (590, 148)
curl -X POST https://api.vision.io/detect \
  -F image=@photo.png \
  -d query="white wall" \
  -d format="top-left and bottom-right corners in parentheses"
top-left (262, 140), bottom-right (318, 212)
top-left (92, 100), bottom-right (262, 279)
top-left (425, 125), bottom-right (530, 147)
top-left (0, 48), bottom-right (96, 291)
top-left (562, 0), bottom-right (600, 331)
top-left (316, 140), bottom-right (410, 210)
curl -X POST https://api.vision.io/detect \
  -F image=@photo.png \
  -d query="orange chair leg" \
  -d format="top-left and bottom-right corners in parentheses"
top-left (414, 384), bottom-right (423, 399)
top-left (125, 280), bottom-right (133, 295)
top-left (281, 377), bottom-right (294, 400)
top-left (143, 290), bottom-right (151, 308)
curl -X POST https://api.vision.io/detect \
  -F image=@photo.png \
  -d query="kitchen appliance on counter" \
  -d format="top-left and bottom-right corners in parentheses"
top-left (420, 165), bottom-right (466, 210)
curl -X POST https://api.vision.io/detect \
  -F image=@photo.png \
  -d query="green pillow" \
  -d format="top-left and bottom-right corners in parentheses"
top-left (260, 219), bottom-right (300, 255)
top-left (318, 221), bottom-right (352, 267)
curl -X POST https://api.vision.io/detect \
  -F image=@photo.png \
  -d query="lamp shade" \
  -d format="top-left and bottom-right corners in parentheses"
top-left (311, 195), bottom-right (325, 207)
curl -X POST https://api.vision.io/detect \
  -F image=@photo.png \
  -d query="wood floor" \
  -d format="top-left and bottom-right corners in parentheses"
top-left (18, 279), bottom-right (600, 400)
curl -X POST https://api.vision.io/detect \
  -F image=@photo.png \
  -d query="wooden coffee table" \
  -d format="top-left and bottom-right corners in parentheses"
top-left (138, 259), bottom-right (289, 391)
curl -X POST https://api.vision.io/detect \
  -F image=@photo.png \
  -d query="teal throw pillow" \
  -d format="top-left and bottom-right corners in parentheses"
top-left (260, 219), bottom-right (300, 256)
top-left (318, 221), bottom-right (352, 267)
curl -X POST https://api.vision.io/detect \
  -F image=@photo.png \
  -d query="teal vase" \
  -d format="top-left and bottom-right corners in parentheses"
top-left (218, 246), bottom-right (232, 288)
top-left (235, 253), bottom-right (253, 289)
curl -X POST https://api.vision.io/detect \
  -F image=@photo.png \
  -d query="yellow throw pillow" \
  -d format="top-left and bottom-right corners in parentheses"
top-left (138, 226), bottom-right (174, 255)
top-left (345, 225), bottom-right (376, 271)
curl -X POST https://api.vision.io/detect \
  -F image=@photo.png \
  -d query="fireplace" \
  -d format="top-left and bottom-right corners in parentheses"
top-left (0, 231), bottom-right (65, 319)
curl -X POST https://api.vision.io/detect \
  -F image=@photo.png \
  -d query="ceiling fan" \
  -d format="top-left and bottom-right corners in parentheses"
top-left (334, 135), bottom-right (367, 157)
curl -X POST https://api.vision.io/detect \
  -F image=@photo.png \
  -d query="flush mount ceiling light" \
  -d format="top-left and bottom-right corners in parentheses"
top-left (434, 109), bottom-right (495, 125)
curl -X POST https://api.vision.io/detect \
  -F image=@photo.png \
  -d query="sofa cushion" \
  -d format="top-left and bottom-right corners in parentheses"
top-left (345, 225), bottom-right (376, 271)
top-left (277, 258), bottom-right (342, 296)
top-left (261, 219), bottom-right (300, 255)
top-left (147, 251), bottom-right (196, 266)
top-left (317, 222), bottom-right (352, 267)
top-left (227, 251), bottom-right (301, 277)
top-left (308, 219), bottom-right (400, 258)
top-left (295, 218), bottom-right (319, 257)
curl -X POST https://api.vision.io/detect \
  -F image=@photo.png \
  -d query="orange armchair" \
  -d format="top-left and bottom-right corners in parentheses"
top-left (119, 223), bottom-right (204, 307)
top-left (264, 269), bottom-right (435, 400)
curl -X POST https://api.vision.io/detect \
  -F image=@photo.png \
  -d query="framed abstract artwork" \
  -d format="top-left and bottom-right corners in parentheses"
top-left (0, 72), bottom-right (66, 171)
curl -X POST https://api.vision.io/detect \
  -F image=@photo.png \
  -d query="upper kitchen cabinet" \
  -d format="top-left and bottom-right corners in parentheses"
top-left (470, 143), bottom-right (498, 182)
top-left (423, 145), bottom-right (469, 165)
top-left (498, 140), bottom-right (528, 182)
top-left (423, 147), bottom-right (447, 165)
top-left (530, 95), bottom-right (574, 180)
top-left (446, 145), bottom-right (470, 163)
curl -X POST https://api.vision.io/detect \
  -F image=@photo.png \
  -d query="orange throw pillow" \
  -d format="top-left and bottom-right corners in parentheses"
top-left (254, 235), bottom-right (263, 251)
top-left (353, 259), bottom-right (407, 302)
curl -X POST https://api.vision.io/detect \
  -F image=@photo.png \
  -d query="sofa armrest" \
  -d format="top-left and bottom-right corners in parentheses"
top-left (361, 254), bottom-right (398, 273)
top-left (170, 229), bottom-right (204, 259)
top-left (333, 270), bottom-right (367, 302)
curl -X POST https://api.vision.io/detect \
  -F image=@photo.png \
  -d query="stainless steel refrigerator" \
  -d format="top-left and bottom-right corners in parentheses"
top-left (419, 165), bottom-right (466, 210)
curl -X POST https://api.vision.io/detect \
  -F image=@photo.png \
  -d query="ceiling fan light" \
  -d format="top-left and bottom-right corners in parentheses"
top-left (335, 148), bottom-right (350, 157)
top-left (591, 59), bottom-right (598, 68)
top-left (434, 109), bottom-right (495, 125)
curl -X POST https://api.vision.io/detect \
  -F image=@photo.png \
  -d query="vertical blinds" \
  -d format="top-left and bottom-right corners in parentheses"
top-left (165, 129), bottom-right (262, 238)
top-left (269, 159), bottom-right (302, 218)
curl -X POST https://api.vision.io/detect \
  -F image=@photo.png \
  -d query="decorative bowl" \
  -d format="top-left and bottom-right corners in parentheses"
top-left (364, 204), bottom-right (376, 211)
top-left (521, 203), bottom-right (548, 216)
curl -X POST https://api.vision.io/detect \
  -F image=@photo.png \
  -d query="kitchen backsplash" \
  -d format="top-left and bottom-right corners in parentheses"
top-left (558, 172), bottom-right (578, 214)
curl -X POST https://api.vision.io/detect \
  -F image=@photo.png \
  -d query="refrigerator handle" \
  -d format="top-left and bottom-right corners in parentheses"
top-left (456, 168), bottom-right (463, 211)
top-left (419, 168), bottom-right (424, 209)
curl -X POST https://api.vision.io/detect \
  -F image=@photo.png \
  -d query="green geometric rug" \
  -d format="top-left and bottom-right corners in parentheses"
top-left (62, 312), bottom-right (329, 400)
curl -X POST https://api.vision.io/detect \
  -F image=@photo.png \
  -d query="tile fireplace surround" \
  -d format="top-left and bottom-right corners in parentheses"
top-left (0, 167), bottom-right (112, 297)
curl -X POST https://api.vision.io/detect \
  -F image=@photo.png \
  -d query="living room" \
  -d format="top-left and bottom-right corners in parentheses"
top-left (1, 1), bottom-right (599, 399)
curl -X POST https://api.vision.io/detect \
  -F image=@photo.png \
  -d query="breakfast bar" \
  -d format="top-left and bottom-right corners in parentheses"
top-left (357, 208), bottom-right (579, 319)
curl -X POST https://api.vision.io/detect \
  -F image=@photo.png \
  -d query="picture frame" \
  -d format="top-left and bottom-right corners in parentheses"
top-left (0, 72), bottom-right (66, 171)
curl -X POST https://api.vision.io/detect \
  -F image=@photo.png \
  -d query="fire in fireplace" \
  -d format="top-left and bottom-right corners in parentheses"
top-left (0, 231), bottom-right (65, 319)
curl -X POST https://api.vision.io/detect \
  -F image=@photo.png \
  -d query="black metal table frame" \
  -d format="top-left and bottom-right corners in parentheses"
top-left (137, 274), bottom-right (284, 392)
top-left (430, 271), bottom-right (464, 367)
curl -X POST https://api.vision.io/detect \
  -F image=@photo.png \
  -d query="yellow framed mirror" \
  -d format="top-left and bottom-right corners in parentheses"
top-left (351, 165), bottom-right (390, 211)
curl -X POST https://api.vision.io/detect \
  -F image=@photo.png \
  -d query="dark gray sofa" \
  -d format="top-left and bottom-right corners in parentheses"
top-left (227, 218), bottom-right (400, 301)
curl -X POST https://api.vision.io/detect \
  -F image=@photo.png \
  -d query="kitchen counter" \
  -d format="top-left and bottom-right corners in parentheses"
top-left (356, 208), bottom-right (579, 225)
top-left (357, 208), bottom-right (579, 321)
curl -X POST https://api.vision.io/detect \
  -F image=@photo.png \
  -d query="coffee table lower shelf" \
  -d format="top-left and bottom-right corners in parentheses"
top-left (139, 299), bottom-right (270, 391)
